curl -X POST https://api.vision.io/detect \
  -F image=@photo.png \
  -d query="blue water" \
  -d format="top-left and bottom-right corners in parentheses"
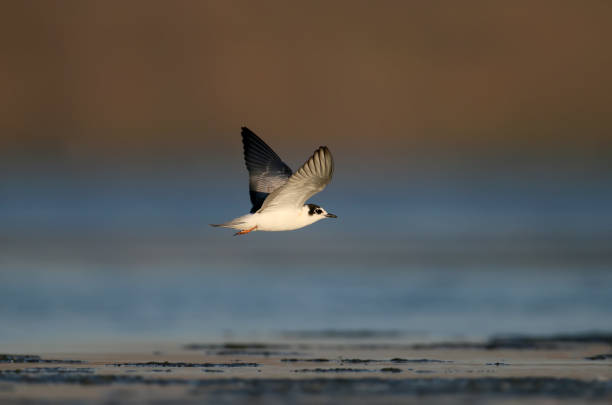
top-left (1, 263), bottom-right (610, 345)
top-left (1, 170), bottom-right (611, 346)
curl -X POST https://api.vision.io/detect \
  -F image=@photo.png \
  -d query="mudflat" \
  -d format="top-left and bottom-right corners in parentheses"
top-left (1, 334), bottom-right (611, 404)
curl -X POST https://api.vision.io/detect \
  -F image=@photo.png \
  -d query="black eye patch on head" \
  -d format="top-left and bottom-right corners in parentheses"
top-left (307, 203), bottom-right (321, 215)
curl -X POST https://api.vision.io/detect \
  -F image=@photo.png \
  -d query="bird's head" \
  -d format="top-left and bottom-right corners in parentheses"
top-left (304, 203), bottom-right (337, 222)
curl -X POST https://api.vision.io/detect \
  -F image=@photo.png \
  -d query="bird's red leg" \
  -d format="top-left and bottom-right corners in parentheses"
top-left (234, 225), bottom-right (257, 236)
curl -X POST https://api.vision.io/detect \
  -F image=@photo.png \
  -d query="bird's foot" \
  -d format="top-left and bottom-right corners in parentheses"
top-left (234, 226), bottom-right (257, 236)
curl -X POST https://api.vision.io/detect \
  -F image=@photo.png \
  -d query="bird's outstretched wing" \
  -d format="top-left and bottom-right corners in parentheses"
top-left (242, 127), bottom-right (293, 213)
top-left (259, 146), bottom-right (333, 212)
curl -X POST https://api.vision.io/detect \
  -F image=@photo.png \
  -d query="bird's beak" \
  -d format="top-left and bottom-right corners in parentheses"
top-left (325, 213), bottom-right (337, 218)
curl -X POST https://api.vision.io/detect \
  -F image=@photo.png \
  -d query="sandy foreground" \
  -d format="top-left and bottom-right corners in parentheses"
top-left (1, 336), bottom-right (611, 404)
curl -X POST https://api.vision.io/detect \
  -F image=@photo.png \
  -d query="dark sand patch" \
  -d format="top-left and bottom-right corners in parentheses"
top-left (585, 354), bottom-right (612, 360)
top-left (0, 355), bottom-right (84, 364)
top-left (281, 358), bottom-right (330, 363)
top-left (1, 374), bottom-right (610, 399)
top-left (112, 362), bottom-right (259, 368)
top-left (412, 332), bottom-right (612, 350)
top-left (282, 329), bottom-right (404, 339)
top-left (284, 358), bottom-right (448, 365)
top-left (380, 368), bottom-right (402, 373)
top-left (183, 343), bottom-right (299, 356)
top-left (293, 368), bottom-right (376, 373)
top-left (213, 350), bottom-right (299, 356)
top-left (390, 358), bottom-right (449, 363)
top-left (339, 359), bottom-right (378, 364)
top-left (183, 343), bottom-right (289, 350)
top-left (1, 367), bottom-right (94, 374)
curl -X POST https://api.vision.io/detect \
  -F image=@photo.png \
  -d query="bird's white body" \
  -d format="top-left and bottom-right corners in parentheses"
top-left (222, 206), bottom-right (327, 233)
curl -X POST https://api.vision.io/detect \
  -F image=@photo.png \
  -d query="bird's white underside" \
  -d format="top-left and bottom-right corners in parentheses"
top-left (222, 206), bottom-right (325, 232)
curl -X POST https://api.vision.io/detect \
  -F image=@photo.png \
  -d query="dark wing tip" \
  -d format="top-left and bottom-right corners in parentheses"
top-left (241, 127), bottom-right (268, 150)
top-left (317, 146), bottom-right (332, 160)
top-left (241, 126), bottom-right (256, 140)
top-left (308, 146), bottom-right (332, 163)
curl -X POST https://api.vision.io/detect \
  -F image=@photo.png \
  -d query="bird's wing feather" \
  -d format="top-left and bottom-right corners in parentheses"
top-left (241, 127), bottom-right (292, 213)
top-left (259, 146), bottom-right (333, 212)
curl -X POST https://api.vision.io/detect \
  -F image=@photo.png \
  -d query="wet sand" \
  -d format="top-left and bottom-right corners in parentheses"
top-left (1, 335), bottom-right (611, 404)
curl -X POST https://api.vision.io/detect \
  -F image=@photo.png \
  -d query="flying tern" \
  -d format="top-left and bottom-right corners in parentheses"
top-left (211, 127), bottom-right (336, 235)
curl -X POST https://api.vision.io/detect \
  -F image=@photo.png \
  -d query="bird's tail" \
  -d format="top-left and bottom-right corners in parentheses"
top-left (210, 214), bottom-right (252, 230)
top-left (210, 222), bottom-right (241, 229)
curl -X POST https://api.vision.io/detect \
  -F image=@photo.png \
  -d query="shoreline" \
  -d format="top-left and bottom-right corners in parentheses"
top-left (1, 334), bottom-right (610, 403)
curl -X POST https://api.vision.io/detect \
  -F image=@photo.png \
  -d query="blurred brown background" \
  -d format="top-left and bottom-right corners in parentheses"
top-left (1, 1), bottom-right (611, 346)
top-left (2, 0), bottom-right (611, 166)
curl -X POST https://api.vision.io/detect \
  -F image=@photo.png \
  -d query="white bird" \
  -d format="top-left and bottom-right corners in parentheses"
top-left (211, 127), bottom-right (337, 235)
